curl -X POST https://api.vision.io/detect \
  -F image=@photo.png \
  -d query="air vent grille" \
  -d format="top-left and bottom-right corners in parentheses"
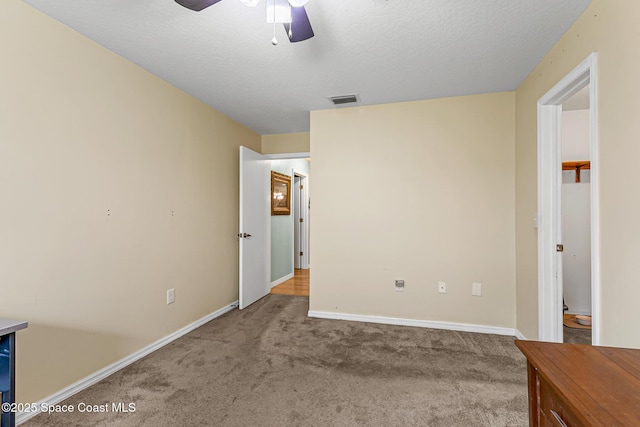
top-left (329, 94), bottom-right (358, 105)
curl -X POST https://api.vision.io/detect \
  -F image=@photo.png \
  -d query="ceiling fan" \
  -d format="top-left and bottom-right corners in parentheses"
top-left (174, 0), bottom-right (314, 44)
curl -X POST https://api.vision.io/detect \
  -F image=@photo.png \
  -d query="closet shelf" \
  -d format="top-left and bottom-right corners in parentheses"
top-left (562, 161), bottom-right (590, 183)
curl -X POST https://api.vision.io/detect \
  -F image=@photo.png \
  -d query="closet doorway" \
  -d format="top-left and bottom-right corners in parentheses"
top-left (537, 53), bottom-right (600, 345)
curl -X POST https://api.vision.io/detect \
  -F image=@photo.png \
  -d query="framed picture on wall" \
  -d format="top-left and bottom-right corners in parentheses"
top-left (271, 171), bottom-right (291, 215)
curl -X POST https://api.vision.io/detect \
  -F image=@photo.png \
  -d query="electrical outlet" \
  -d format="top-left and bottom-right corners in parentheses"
top-left (167, 288), bottom-right (175, 304)
top-left (438, 281), bottom-right (447, 294)
top-left (472, 282), bottom-right (482, 297)
top-left (395, 280), bottom-right (405, 292)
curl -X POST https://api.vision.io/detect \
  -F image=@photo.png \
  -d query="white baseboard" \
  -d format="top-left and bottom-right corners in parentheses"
top-left (17, 301), bottom-right (239, 425)
top-left (271, 272), bottom-right (294, 288)
top-left (515, 329), bottom-right (528, 340)
top-left (307, 310), bottom-right (517, 337)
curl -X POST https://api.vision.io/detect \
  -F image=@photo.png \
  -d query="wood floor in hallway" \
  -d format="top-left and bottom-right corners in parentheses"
top-left (271, 269), bottom-right (309, 297)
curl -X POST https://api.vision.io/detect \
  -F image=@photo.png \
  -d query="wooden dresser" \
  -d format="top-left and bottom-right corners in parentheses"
top-left (515, 340), bottom-right (640, 426)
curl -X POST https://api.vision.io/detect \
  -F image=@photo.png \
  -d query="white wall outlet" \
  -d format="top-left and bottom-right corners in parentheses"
top-left (395, 280), bottom-right (405, 292)
top-left (167, 288), bottom-right (175, 304)
top-left (438, 281), bottom-right (447, 294)
top-left (472, 282), bottom-right (482, 297)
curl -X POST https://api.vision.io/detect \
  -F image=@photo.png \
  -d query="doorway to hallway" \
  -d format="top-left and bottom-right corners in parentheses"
top-left (268, 155), bottom-right (311, 295)
top-left (271, 269), bottom-right (309, 297)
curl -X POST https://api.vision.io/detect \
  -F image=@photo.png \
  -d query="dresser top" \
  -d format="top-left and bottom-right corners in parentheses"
top-left (516, 340), bottom-right (640, 425)
top-left (0, 318), bottom-right (28, 336)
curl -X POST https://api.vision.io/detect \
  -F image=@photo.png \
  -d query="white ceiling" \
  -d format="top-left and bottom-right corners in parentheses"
top-left (23, 0), bottom-right (591, 135)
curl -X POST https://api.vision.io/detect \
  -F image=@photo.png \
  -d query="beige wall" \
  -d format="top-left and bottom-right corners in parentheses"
top-left (310, 93), bottom-right (516, 328)
top-left (262, 132), bottom-right (310, 154)
top-left (0, 0), bottom-right (260, 403)
top-left (515, 0), bottom-right (640, 347)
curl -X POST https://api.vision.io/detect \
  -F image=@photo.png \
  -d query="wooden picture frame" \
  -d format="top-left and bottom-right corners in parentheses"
top-left (271, 171), bottom-right (291, 215)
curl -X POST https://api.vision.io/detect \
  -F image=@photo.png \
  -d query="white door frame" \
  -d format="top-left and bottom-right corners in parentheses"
top-left (537, 52), bottom-right (599, 344)
top-left (293, 170), bottom-right (309, 269)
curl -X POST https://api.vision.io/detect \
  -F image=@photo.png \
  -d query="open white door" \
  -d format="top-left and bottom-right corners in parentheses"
top-left (239, 146), bottom-right (270, 309)
top-left (293, 171), bottom-right (309, 269)
top-left (293, 175), bottom-right (301, 270)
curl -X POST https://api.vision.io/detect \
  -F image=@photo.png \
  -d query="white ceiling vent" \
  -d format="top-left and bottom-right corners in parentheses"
top-left (328, 94), bottom-right (359, 106)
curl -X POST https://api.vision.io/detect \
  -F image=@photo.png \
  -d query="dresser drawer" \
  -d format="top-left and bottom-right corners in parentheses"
top-left (539, 378), bottom-right (583, 427)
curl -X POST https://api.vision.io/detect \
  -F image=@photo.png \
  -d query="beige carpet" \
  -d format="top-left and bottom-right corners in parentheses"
top-left (23, 295), bottom-right (528, 426)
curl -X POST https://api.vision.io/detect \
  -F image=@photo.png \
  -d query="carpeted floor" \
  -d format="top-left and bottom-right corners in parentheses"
top-left (23, 295), bottom-right (528, 426)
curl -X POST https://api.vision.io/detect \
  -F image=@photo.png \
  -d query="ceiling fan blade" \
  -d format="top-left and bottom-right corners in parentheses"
top-left (174, 0), bottom-right (222, 12)
top-left (284, 6), bottom-right (314, 42)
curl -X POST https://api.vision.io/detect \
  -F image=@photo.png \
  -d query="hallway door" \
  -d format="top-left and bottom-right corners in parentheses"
top-left (239, 146), bottom-right (270, 309)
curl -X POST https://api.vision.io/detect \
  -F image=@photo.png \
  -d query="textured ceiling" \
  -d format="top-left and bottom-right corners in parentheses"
top-left (23, 0), bottom-right (592, 135)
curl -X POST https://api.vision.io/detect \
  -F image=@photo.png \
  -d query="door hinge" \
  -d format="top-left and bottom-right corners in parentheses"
top-left (300, 251), bottom-right (304, 256)
top-left (300, 184), bottom-right (303, 190)
top-left (299, 218), bottom-right (303, 223)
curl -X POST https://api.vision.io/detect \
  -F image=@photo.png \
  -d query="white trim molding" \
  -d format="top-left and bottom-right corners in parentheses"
top-left (308, 311), bottom-right (518, 337)
top-left (537, 52), bottom-right (599, 345)
top-left (17, 301), bottom-right (239, 425)
top-left (271, 272), bottom-right (294, 288)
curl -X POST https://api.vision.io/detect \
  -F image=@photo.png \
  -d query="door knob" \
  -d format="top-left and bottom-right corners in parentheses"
top-left (243, 233), bottom-right (252, 238)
